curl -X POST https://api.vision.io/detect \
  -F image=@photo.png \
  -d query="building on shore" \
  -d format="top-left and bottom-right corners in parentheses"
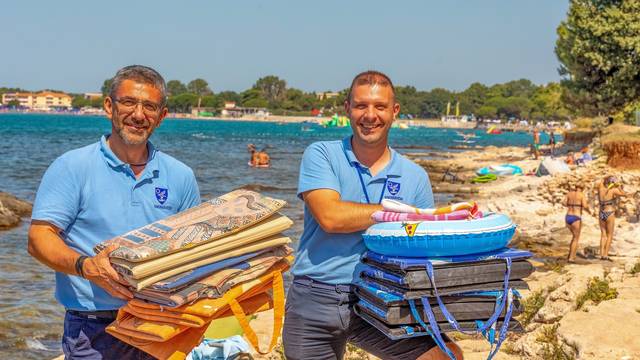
top-left (2, 91), bottom-right (72, 110)
top-left (83, 92), bottom-right (103, 100)
top-left (219, 101), bottom-right (269, 118)
top-left (316, 91), bottom-right (339, 100)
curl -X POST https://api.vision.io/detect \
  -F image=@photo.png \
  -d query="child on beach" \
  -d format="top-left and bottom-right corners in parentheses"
top-left (564, 182), bottom-right (590, 263)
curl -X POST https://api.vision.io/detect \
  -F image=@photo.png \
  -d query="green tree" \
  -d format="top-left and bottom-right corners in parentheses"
top-left (187, 78), bottom-right (213, 109)
top-left (556, 0), bottom-right (640, 117)
top-left (90, 97), bottom-right (104, 108)
top-left (167, 80), bottom-right (188, 96)
top-left (187, 79), bottom-right (213, 96)
top-left (71, 95), bottom-right (91, 108)
top-left (254, 76), bottom-right (287, 104)
top-left (101, 78), bottom-right (113, 96)
top-left (7, 99), bottom-right (20, 107)
top-left (167, 93), bottom-right (198, 113)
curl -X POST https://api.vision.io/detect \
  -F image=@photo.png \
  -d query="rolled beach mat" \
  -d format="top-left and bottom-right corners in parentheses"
top-left (362, 213), bottom-right (516, 257)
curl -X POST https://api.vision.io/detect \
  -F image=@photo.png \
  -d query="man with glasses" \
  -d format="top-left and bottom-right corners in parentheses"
top-left (28, 65), bottom-right (200, 359)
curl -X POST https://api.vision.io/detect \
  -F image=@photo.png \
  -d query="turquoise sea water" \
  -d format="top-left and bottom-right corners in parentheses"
top-left (0, 113), bottom-right (538, 358)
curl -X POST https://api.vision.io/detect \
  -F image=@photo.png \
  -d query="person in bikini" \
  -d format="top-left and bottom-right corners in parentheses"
top-left (564, 182), bottom-right (590, 263)
top-left (596, 175), bottom-right (629, 260)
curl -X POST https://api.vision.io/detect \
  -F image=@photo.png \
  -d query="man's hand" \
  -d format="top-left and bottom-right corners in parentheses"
top-left (82, 244), bottom-right (133, 300)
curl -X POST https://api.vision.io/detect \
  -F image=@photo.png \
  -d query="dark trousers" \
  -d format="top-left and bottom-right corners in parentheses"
top-left (62, 310), bottom-right (155, 360)
top-left (283, 277), bottom-right (447, 360)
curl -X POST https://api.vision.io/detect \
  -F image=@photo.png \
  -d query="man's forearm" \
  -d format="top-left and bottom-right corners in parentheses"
top-left (28, 224), bottom-right (83, 276)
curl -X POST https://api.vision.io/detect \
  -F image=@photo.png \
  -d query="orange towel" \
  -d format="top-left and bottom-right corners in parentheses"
top-left (107, 259), bottom-right (290, 359)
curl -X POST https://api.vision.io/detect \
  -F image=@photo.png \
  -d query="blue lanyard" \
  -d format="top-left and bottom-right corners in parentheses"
top-left (354, 163), bottom-right (388, 204)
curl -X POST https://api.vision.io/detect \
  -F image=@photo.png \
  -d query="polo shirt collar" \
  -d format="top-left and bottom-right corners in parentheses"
top-left (100, 134), bottom-right (159, 173)
top-left (342, 136), bottom-right (401, 177)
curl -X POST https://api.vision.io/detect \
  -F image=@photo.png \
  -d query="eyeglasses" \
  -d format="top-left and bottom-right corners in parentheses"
top-left (114, 97), bottom-right (163, 115)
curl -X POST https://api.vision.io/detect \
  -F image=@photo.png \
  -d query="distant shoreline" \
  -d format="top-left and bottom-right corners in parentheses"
top-left (0, 110), bottom-right (482, 129)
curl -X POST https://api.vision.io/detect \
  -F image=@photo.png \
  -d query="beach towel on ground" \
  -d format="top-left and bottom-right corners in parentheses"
top-left (95, 189), bottom-right (286, 262)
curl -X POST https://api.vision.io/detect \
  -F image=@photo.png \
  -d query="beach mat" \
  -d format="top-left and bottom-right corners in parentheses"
top-left (136, 249), bottom-right (293, 307)
top-left (111, 214), bottom-right (293, 279)
top-left (355, 305), bottom-right (523, 341)
top-left (95, 189), bottom-right (287, 262)
top-left (360, 275), bottom-right (528, 299)
top-left (124, 235), bottom-right (291, 290)
top-left (356, 287), bottom-right (522, 325)
top-left (361, 260), bottom-right (533, 290)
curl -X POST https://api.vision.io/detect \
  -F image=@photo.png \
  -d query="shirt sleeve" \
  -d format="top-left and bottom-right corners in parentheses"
top-left (178, 169), bottom-right (201, 211)
top-left (297, 143), bottom-right (341, 199)
top-left (413, 168), bottom-right (434, 209)
top-left (32, 156), bottom-right (81, 231)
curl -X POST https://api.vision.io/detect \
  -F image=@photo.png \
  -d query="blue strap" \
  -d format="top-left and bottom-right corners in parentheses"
top-left (422, 257), bottom-right (512, 334)
top-left (354, 163), bottom-right (388, 204)
top-left (408, 300), bottom-right (457, 360)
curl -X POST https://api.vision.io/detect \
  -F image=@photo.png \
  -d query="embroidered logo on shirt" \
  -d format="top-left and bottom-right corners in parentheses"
top-left (403, 222), bottom-right (418, 237)
top-left (387, 181), bottom-right (401, 195)
top-left (155, 187), bottom-right (168, 204)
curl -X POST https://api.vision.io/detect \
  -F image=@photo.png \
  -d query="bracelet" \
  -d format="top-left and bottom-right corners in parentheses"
top-left (75, 255), bottom-right (89, 278)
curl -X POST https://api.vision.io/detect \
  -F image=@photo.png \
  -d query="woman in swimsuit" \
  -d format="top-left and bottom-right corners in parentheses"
top-left (564, 182), bottom-right (589, 263)
top-left (597, 176), bottom-right (628, 260)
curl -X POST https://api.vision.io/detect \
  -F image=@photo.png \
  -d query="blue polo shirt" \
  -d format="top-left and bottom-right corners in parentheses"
top-left (32, 135), bottom-right (201, 311)
top-left (292, 136), bottom-right (433, 284)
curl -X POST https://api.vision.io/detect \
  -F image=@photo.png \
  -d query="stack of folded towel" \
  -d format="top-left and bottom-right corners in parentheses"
top-left (356, 199), bottom-right (533, 360)
top-left (93, 189), bottom-right (294, 360)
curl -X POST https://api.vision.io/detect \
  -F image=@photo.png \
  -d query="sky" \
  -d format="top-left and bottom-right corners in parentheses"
top-left (0, 1), bottom-right (569, 94)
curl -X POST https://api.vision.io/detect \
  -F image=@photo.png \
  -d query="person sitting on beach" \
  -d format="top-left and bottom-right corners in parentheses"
top-left (247, 143), bottom-right (270, 167)
top-left (596, 175), bottom-right (629, 260)
top-left (27, 65), bottom-right (201, 359)
top-left (564, 182), bottom-right (590, 263)
top-left (576, 146), bottom-right (593, 166)
top-left (282, 70), bottom-right (462, 360)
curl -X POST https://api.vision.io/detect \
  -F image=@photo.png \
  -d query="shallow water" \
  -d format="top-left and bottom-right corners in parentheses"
top-left (0, 113), bottom-right (534, 358)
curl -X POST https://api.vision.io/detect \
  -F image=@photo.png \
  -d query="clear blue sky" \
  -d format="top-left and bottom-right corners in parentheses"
top-left (1, 0), bottom-right (569, 94)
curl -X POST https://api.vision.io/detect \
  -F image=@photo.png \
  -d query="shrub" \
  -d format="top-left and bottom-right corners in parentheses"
top-left (575, 277), bottom-right (618, 309)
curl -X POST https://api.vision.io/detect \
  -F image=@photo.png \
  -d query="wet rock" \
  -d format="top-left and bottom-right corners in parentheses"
top-left (0, 192), bottom-right (32, 230)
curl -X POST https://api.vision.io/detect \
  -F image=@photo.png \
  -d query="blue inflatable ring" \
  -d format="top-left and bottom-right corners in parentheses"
top-left (363, 213), bottom-right (516, 257)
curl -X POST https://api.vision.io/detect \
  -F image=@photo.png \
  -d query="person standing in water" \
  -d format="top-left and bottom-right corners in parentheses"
top-left (564, 182), bottom-right (590, 263)
top-left (548, 128), bottom-right (556, 156)
top-left (597, 175), bottom-right (629, 260)
top-left (532, 129), bottom-right (540, 159)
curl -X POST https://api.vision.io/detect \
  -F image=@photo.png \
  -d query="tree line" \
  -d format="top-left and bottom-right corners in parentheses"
top-left (61, 76), bottom-right (573, 121)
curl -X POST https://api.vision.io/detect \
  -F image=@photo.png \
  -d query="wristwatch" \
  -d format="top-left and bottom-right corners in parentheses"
top-left (75, 255), bottom-right (89, 278)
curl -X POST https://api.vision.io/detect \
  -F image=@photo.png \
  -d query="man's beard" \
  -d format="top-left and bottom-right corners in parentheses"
top-left (113, 110), bottom-right (154, 145)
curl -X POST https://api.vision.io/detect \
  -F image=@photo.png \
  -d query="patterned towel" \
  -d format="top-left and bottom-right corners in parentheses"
top-left (135, 248), bottom-right (293, 308)
top-left (94, 189), bottom-right (286, 262)
top-left (371, 210), bottom-right (482, 222)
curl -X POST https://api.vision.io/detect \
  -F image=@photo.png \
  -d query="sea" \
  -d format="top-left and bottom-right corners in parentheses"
top-left (0, 113), bottom-right (541, 358)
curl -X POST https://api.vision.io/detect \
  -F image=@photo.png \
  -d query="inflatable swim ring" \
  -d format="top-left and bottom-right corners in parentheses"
top-left (476, 164), bottom-right (522, 176)
top-left (363, 213), bottom-right (516, 257)
top-left (382, 199), bottom-right (478, 216)
top-left (471, 174), bottom-right (498, 183)
top-left (248, 161), bottom-right (270, 168)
